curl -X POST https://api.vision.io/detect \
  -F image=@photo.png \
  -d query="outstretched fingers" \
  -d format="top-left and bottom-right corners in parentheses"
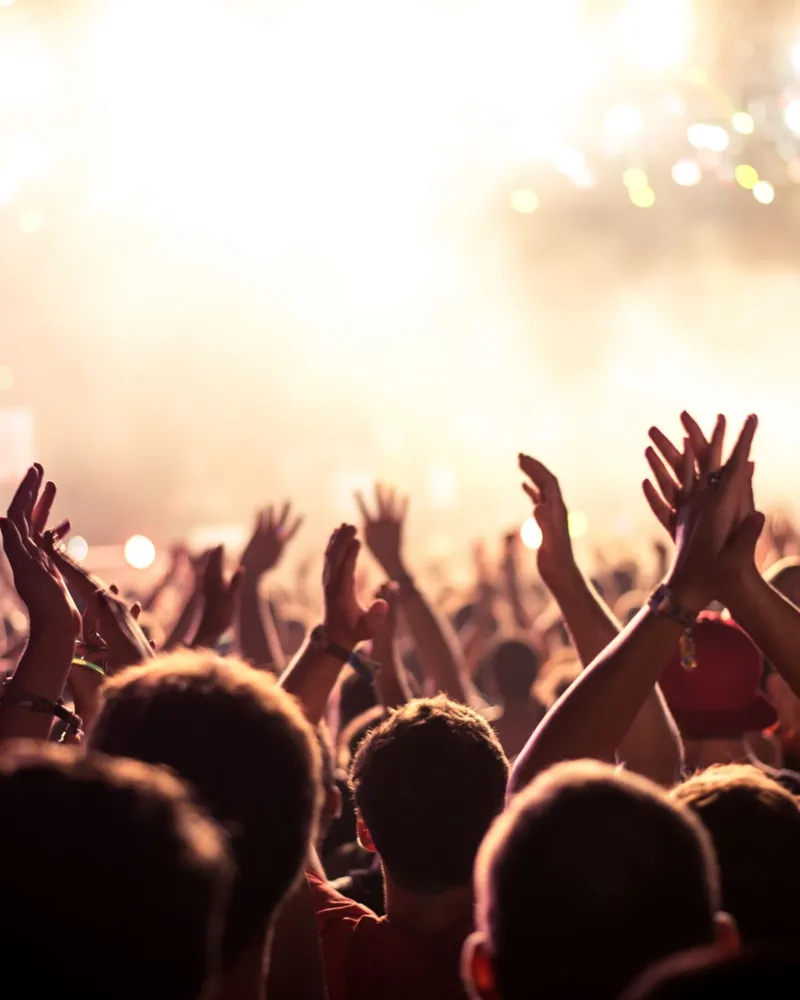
top-left (648, 427), bottom-right (683, 480)
top-left (642, 480), bottom-right (673, 533)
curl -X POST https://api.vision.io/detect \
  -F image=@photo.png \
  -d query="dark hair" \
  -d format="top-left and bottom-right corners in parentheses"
top-left (90, 650), bottom-right (320, 966)
top-left (621, 948), bottom-right (800, 1000)
top-left (350, 696), bottom-right (508, 893)
top-left (476, 761), bottom-right (719, 1000)
top-left (486, 638), bottom-right (541, 703)
top-left (0, 742), bottom-right (232, 1000)
top-left (671, 764), bottom-right (800, 949)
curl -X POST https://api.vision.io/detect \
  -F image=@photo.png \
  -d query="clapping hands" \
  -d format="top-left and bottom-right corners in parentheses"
top-left (323, 524), bottom-right (388, 649)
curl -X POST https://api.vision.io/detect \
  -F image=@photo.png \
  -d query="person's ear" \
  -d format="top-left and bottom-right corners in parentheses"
top-left (461, 932), bottom-right (498, 1000)
top-left (713, 911), bottom-right (740, 955)
top-left (356, 814), bottom-right (377, 853)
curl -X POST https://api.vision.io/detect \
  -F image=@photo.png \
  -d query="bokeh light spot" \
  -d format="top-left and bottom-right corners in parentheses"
top-left (510, 189), bottom-right (539, 214)
top-left (521, 518), bottom-right (543, 551)
top-left (124, 534), bottom-right (156, 570)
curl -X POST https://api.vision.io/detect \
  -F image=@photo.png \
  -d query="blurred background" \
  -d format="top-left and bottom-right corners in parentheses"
top-left (2, 0), bottom-right (800, 582)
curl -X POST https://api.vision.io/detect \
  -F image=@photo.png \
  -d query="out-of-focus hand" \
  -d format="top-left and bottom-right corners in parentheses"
top-left (371, 581), bottom-right (400, 652)
top-left (323, 524), bottom-right (388, 649)
top-left (1, 464), bottom-right (79, 637)
top-left (193, 545), bottom-right (243, 648)
top-left (661, 415), bottom-right (762, 610)
top-left (518, 454), bottom-right (574, 588)
top-left (241, 503), bottom-right (303, 578)
top-left (90, 585), bottom-right (155, 672)
top-left (355, 485), bottom-right (407, 577)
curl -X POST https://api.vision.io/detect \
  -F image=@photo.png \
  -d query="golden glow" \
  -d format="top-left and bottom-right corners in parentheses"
top-left (568, 511), bottom-right (588, 539)
top-left (511, 189), bottom-right (539, 214)
top-left (66, 536), bottom-right (89, 562)
top-left (614, 0), bottom-right (691, 71)
top-left (753, 180), bottom-right (775, 205)
top-left (785, 99), bottom-right (800, 133)
top-left (671, 159), bottom-right (701, 187)
top-left (735, 164), bottom-right (759, 190)
top-left (629, 186), bottom-right (656, 208)
top-left (623, 167), bottom-right (648, 190)
top-left (124, 535), bottom-right (156, 570)
top-left (18, 208), bottom-right (42, 233)
top-left (732, 111), bottom-right (754, 135)
top-left (521, 518), bottom-right (543, 551)
top-left (0, 366), bottom-right (13, 391)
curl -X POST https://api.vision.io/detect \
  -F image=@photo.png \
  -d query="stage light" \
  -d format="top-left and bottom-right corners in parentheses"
top-left (671, 159), bottom-right (701, 186)
top-left (623, 167), bottom-right (648, 190)
top-left (124, 535), bottom-right (156, 570)
top-left (568, 511), bottom-right (588, 539)
top-left (753, 180), bottom-right (775, 204)
top-left (687, 124), bottom-right (709, 149)
top-left (705, 125), bottom-right (729, 152)
top-left (615, 0), bottom-right (691, 71)
top-left (629, 186), bottom-right (655, 208)
top-left (605, 103), bottom-right (643, 142)
top-left (732, 111), bottom-right (754, 135)
top-left (521, 518), bottom-right (543, 551)
top-left (18, 209), bottom-right (42, 233)
top-left (553, 146), bottom-right (586, 178)
top-left (735, 164), bottom-right (759, 190)
top-left (511, 189), bottom-right (539, 214)
top-left (66, 536), bottom-right (89, 562)
top-left (785, 99), bottom-right (800, 133)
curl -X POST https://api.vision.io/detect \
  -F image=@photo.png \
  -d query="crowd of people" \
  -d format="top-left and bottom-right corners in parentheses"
top-left (2, 410), bottom-right (800, 999)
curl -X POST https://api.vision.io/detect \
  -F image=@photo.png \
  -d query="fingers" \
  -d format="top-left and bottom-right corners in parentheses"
top-left (362, 597), bottom-right (389, 636)
top-left (522, 482), bottom-right (541, 506)
top-left (0, 517), bottom-right (28, 566)
top-left (648, 427), bottom-right (683, 478)
top-left (681, 439), bottom-right (696, 493)
top-left (518, 454), bottom-right (558, 495)
top-left (707, 415), bottom-right (726, 473)
top-left (130, 602), bottom-right (142, 621)
top-left (644, 447), bottom-right (679, 505)
top-left (679, 412), bottom-right (711, 464)
top-left (8, 465), bottom-right (39, 528)
top-left (277, 502), bottom-right (291, 530)
top-left (285, 515), bottom-right (304, 542)
top-left (727, 414), bottom-right (758, 474)
top-left (642, 480), bottom-right (673, 533)
top-left (326, 524), bottom-right (356, 585)
top-left (109, 583), bottom-right (119, 596)
top-left (354, 491), bottom-right (370, 522)
top-left (398, 494), bottom-right (409, 521)
top-left (31, 480), bottom-right (56, 536)
top-left (227, 568), bottom-right (244, 601)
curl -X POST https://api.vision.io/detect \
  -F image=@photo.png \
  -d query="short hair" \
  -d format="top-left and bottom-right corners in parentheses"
top-left (350, 696), bottom-right (508, 893)
top-left (476, 761), bottom-right (720, 1000)
top-left (0, 742), bottom-right (232, 1000)
top-left (486, 638), bottom-right (541, 703)
top-left (90, 650), bottom-right (321, 965)
top-left (671, 764), bottom-right (800, 948)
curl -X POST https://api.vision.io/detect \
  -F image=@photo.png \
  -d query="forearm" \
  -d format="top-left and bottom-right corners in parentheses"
top-left (727, 572), bottom-right (800, 698)
top-left (279, 640), bottom-right (347, 726)
top-left (508, 608), bottom-right (683, 796)
top-left (371, 638), bottom-right (411, 709)
top-left (0, 629), bottom-right (75, 742)
top-left (162, 589), bottom-right (202, 651)
top-left (238, 578), bottom-right (284, 671)
top-left (548, 564), bottom-right (683, 784)
top-left (503, 561), bottom-right (532, 630)
top-left (393, 567), bottom-right (469, 703)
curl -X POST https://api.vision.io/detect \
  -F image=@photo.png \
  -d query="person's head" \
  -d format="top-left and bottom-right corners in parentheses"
top-left (350, 696), bottom-right (508, 894)
top-left (659, 615), bottom-right (777, 769)
top-left (465, 760), bottom-right (735, 1000)
top-left (765, 557), bottom-right (800, 607)
top-left (621, 948), bottom-right (800, 1000)
top-left (485, 638), bottom-right (541, 706)
top-left (0, 742), bottom-right (232, 1000)
top-left (671, 764), bottom-right (800, 949)
top-left (89, 650), bottom-right (321, 968)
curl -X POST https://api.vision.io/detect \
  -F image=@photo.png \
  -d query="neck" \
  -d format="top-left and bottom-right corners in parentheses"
top-left (384, 871), bottom-right (473, 934)
top-left (213, 934), bottom-right (268, 1000)
top-left (683, 738), bottom-right (749, 772)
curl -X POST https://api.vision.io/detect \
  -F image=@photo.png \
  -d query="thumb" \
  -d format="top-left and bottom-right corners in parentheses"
top-left (362, 598), bottom-right (389, 637)
top-left (726, 510), bottom-right (766, 561)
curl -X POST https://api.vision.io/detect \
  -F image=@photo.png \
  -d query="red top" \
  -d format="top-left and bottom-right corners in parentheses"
top-left (307, 871), bottom-right (473, 1000)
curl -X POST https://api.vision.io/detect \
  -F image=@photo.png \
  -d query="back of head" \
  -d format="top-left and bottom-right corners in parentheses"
top-left (487, 638), bottom-right (541, 704)
top-left (671, 764), bottom-right (800, 949)
top-left (474, 761), bottom-right (719, 1000)
top-left (90, 650), bottom-right (321, 965)
top-left (0, 743), bottom-right (231, 1000)
top-left (621, 948), bottom-right (800, 1000)
top-left (350, 696), bottom-right (508, 893)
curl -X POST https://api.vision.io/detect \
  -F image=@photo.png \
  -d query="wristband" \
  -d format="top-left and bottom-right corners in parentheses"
top-left (648, 584), bottom-right (699, 671)
top-left (0, 683), bottom-right (84, 735)
top-left (309, 626), bottom-right (381, 681)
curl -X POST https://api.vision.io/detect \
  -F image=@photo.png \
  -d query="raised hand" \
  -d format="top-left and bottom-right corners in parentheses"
top-left (323, 524), bottom-right (388, 649)
top-left (193, 545), bottom-right (243, 648)
top-left (355, 485), bottom-right (407, 577)
top-left (664, 414), bottom-right (762, 611)
top-left (371, 580), bottom-right (401, 650)
top-left (241, 503), bottom-right (303, 578)
top-left (1, 465), bottom-right (79, 637)
top-left (90, 585), bottom-right (155, 671)
top-left (518, 453), bottom-right (574, 587)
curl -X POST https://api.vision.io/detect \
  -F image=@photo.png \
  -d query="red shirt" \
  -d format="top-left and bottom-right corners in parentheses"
top-left (307, 871), bottom-right (473, 1000)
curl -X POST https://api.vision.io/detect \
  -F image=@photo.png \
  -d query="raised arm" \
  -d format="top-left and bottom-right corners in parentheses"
top-left (516, 454), bottom-right (682, 786)
top-left (238, 504), bottom-right (302, 670)
top-left (369, 582), bottom-right (411, 709)
top-left (509, 415), bottom-right (759, 795)
top-left (356, 486), bottom-right (470, 704)
top-left (280, 524), bottom-right (387, 726)
top-left (190, 545), bottom-right (243, 650)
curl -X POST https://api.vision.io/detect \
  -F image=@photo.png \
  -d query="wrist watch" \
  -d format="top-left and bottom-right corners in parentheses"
top-left (309, 625), bottom-right (380, 680)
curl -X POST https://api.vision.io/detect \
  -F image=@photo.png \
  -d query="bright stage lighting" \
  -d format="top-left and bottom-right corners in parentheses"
top-left (614, 0), bottom-right (691, 71)
top-left (124, 535), bottom-right (156, 570)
